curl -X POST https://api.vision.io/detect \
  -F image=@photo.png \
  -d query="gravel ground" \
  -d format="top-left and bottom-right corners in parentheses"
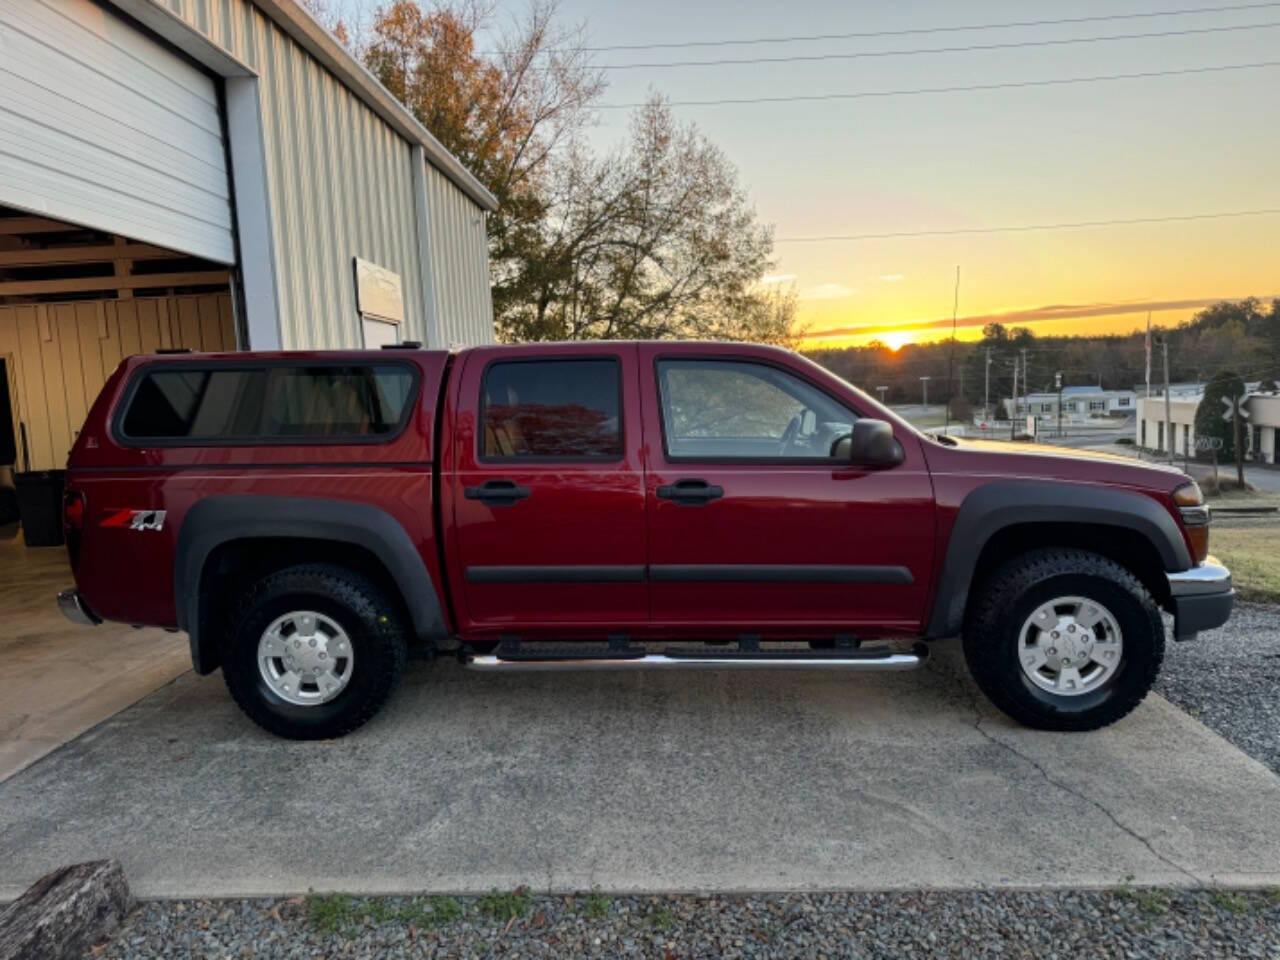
top-left (1156, 600), bottom-right (1280, 775)
top-left (98, 888), bottom-right (1280, 959)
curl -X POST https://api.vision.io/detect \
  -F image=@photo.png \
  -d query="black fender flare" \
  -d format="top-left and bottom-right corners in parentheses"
top-left (924, 481), bottom-right (1190, 638)
top-left (175, 495), bottom-right (448, 673)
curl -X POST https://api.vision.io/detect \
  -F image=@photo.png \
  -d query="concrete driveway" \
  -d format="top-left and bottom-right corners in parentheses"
top-left (2, 639), bottom-right (1279, 900)
top-left (0, 529), bottom-right (189, 780)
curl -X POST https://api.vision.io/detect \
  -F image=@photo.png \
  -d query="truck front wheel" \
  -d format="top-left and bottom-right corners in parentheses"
top-left (963, 549), bottom-right (1165, 731)
top-left (221, 564), bottom-right (408, 740)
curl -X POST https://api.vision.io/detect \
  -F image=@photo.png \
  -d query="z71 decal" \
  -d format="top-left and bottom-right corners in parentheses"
top-left (102, 509), bottom-right (167, 532)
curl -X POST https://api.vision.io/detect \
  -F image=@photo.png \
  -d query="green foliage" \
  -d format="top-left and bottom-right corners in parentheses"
top-left (1210, 890), bottom-right (1249, 914)
top-left (364, 898), bottom-right (396, 925)
top-left (306, 892), bottom-right (357, 934)
top-left (581, 890), bottom-right (611, 919)
top-left (649, 904), bottom-right (676, 931)
top-left (1195, 371), bottom-right (1245, 461)
top-left (479, 887), bottom-right (532, 922)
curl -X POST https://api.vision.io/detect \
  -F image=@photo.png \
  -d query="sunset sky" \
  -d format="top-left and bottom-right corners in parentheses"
top-left (351, 0), bottom-right (1280, 347)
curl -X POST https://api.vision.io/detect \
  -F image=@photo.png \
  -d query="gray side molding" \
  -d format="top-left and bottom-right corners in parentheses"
top-left (175, 495), bottom-right (448, 673)
top-left (925, 481), bottom-right (1190, 639)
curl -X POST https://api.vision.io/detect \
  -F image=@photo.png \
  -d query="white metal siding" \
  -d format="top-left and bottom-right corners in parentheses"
top-left (0, 0), bottom-right (234, 262)
top-left (425, 162), bottom-right (494, 347)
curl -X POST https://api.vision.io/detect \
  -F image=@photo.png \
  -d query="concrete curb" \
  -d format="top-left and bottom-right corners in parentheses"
top-left (0, 860), bottom-right (132, 960)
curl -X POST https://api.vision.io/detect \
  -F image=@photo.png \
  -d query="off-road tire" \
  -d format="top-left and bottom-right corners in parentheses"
top-left (222, 563), bottom-right (408, 740)
top-left (963, 548), bottom-right (1164, 731)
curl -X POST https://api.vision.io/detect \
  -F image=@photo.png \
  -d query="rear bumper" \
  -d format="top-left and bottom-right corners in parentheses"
top-left (57, 588), bottom-right (101, 626)
top-left (1166, 556), bottom-right (1233, 641)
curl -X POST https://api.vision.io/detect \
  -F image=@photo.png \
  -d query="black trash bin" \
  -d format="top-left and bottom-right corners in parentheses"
top-left (14, 470), bottom-right (66, 547)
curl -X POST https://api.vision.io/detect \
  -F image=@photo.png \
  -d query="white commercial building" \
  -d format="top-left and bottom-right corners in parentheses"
top-left (0, 0), bottom-right (498, 471)
top-left (1136, 384), bottom-right (1280, 464)
top-left (1004, 386), bottom-right (1136, 420)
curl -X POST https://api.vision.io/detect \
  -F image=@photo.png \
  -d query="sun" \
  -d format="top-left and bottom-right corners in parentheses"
top-left (880, 329), bottom-right (916, 351)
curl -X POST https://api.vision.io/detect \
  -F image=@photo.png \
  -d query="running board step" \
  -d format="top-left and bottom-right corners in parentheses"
top-left (464, 642), bottom-right (929, 672)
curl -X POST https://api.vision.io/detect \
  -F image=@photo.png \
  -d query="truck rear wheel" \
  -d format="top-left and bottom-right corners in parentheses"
top-left (221, 563), bottom-right (408, 740)
top-left (963, 548), bottom-right (1164, 731)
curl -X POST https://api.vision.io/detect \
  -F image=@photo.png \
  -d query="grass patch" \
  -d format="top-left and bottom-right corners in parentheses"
top-left (306, 892), bottom-right (357, 934)
top-left (581, 890), bottom-right (610, 920)
top-left (479, 887), bottom-right (532, 922)
top-left (1210, 890), bottom-right (1250, 914)
top-left (649, 904), bottom-right (676, 931)
top-left (1262, 886), bottom-right (1280, 907)
top-left (1130, 888), bottom-right (1171, 916)
top-left (1210, 526), bottom-right (1280, 604)
top-left (364, 899), bottom-right (396, 925)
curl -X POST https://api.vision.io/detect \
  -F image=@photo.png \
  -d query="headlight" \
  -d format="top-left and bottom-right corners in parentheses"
top-left (1174, 482), bottom-right (1210, 562)
top-left (1173, 481), bottom-right (1204, 507)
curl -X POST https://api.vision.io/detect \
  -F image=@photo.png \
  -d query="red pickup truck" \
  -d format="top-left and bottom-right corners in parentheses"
top-left (56, 341), bottom-right (1231, 739)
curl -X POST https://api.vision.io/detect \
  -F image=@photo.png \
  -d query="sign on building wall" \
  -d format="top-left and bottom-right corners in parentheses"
top-left (353, 257), bottom-right (405, 324)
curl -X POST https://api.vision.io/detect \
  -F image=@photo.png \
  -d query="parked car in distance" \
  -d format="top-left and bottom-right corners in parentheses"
top-left (58, 341), bottom-right (1232, 739)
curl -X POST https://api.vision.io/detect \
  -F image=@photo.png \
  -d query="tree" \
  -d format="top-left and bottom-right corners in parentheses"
top-left (1194, 371), bottom-right (1245, 463)
top-left (358, 2), bottom-right (791, 345)
top-left (499, 97), bottom-right (797, 344)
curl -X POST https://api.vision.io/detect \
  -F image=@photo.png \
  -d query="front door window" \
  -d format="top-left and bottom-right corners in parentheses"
top-left (657, 359), bottom-right (855, 461)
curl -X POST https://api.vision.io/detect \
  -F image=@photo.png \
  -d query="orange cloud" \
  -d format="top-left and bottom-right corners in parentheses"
top-left (801, 294), bottom-right (1276, 341)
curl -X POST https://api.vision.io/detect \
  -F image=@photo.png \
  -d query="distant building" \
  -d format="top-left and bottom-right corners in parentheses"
top-left (1135, 382), bottom-right (1280, 464)
top-left (1002, 386), bottom-right (1136, 420)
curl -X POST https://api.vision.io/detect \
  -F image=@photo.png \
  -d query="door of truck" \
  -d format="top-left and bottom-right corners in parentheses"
top-left (638, 343), bottom-right (935, 636)
top-left (447, 344), bottom-right (648, 634)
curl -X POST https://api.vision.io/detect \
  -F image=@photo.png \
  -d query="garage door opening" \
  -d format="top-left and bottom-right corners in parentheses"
top-left (0, 206), bottom-right (235, 474)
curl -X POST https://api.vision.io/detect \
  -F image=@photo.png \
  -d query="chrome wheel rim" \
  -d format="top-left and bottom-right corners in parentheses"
top-left (1017, 595), bottom-right (1123, 697)
top-left (257, 610), bottom-right (354, 706)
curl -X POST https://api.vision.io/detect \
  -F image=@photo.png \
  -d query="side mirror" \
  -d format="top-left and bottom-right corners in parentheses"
top-left (831, 419), bottom-right (904, 467)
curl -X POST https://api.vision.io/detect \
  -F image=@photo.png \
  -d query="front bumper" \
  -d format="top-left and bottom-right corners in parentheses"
top-left (57, 588), bottom-right (101, 626)
top-left (1166, 556), bottom-right (1233, 641)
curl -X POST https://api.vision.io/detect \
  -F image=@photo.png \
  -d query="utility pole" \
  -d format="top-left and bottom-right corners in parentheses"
top-left (920, 376), bottom-right (930, 407)
top-left (1233, 395), bottom-right (1246, 488)
top-left (1162, 340), bottom-right (1172, 465)
top-left (1010, 357), bottom-right (1019, 440)
top-left (944, 265), bottom-right (960, 431)
top-left (984, 347), bottom-right (991, 423)
top-left (1055, 371), bottom-right (1064, 438)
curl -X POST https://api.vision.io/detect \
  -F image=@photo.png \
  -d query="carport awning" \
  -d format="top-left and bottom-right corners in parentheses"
top-left (0, 0), bottom-right (235, 264)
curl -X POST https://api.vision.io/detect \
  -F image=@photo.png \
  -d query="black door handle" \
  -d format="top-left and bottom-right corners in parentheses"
top-left (656, 478), bottom-right (724, 505)
top-left (465, 479), bottom-right (531, 505)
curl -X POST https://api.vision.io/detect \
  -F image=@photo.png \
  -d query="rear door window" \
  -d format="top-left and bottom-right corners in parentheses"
top-left (481, 358), bottom-right (622, 459)
top-left (118, 364), bottom-right (417, 442)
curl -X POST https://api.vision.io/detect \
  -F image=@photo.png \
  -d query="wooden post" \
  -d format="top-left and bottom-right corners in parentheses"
top-left (112, 236), bottom-right (133, 300)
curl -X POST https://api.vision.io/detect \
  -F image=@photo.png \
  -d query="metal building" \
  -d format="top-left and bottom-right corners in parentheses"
top-left (0, 0), bottom-right (497, 471)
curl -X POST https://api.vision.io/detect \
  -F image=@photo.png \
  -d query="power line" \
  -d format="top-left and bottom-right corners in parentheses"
top-left (774, 207), bottom-right (1280, 243)
top-left (599, 21), bottom-right (1280, 70)
top-left (495, 2), bottom-right (1280, 55)
top-left (598, 60), bottom-right (1280, 109)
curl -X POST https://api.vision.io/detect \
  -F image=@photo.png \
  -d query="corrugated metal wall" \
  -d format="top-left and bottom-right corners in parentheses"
top-left (156, 0), bottom-right (495, 349)
top-left (425, 162), bottom-right (495, 347)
